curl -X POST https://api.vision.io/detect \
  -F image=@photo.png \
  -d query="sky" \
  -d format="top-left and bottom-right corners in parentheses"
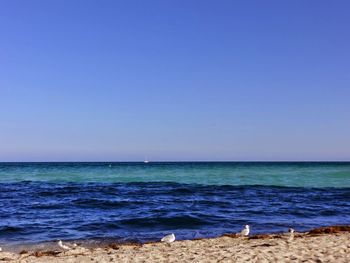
top-left (0, 1), bottom-right (349, 161)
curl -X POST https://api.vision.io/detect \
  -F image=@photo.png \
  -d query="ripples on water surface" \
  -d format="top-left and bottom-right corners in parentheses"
top-left (0, 162), bottom-right (349, 245)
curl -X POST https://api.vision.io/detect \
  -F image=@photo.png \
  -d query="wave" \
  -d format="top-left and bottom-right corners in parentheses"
top-left (0, 181), bottom-right (349, 244)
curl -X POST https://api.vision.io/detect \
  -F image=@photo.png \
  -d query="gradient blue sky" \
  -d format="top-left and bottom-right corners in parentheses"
top-left (1, 1), bottom-right (349, 161)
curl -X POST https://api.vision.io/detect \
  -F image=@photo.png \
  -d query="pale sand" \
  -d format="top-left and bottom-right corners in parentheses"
top-left (1, 230), bottom-right (350, 262)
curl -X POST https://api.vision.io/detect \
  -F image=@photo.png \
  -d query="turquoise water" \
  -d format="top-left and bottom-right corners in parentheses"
top-left (0, 162), bottom-right (349, 187)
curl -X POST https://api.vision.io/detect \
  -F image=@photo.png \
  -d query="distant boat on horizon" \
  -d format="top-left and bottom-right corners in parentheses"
top-left (144, 157), bottom-right (149, 163)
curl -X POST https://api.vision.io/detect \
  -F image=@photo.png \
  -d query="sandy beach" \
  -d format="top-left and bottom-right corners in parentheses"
top-left (1, 226), bottom-right (349, 263)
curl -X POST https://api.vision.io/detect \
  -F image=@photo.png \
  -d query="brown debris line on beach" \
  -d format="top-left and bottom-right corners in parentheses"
top-left (1, 226), bottom-right (350, 263)
top-left (308, 225), bottom-right (350, 235)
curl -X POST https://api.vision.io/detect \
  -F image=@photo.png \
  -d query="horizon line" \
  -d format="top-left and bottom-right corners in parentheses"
top-left (1, 160), bottom-right (350, 163)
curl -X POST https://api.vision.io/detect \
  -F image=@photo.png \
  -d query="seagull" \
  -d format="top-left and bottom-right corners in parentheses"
top-left (161, 233), bottom-right (176, 243)
top-left (58, 240), bottom-right (71, 250)
top-left (288, 228), bottom-right (295, 241)
top-left (240, 225), bottom-right (250, 236)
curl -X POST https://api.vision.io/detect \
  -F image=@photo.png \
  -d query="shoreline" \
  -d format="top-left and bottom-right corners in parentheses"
top-left (1, 225), bottom-right (349, 262)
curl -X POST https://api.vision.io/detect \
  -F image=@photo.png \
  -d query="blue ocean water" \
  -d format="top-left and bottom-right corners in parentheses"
top-left (0, 162), bottom-right (349, 246)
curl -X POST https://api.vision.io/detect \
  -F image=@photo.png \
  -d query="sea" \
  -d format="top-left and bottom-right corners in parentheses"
top-left (0, 162), bottom-right (349, 248)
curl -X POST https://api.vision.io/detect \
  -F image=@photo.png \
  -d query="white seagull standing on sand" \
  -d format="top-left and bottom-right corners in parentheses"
top-left (58, 240), bottom-right (75, 250)
top-left (288, 228), bottom-right (295, 241)
top-left (240, 225), bottom-right (250, 236)
top-left (161, 233), bottom-right (176, 243)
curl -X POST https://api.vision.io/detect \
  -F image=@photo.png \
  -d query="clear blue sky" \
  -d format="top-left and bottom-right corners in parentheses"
top-left (1, 1), bottom-right (349, 161)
